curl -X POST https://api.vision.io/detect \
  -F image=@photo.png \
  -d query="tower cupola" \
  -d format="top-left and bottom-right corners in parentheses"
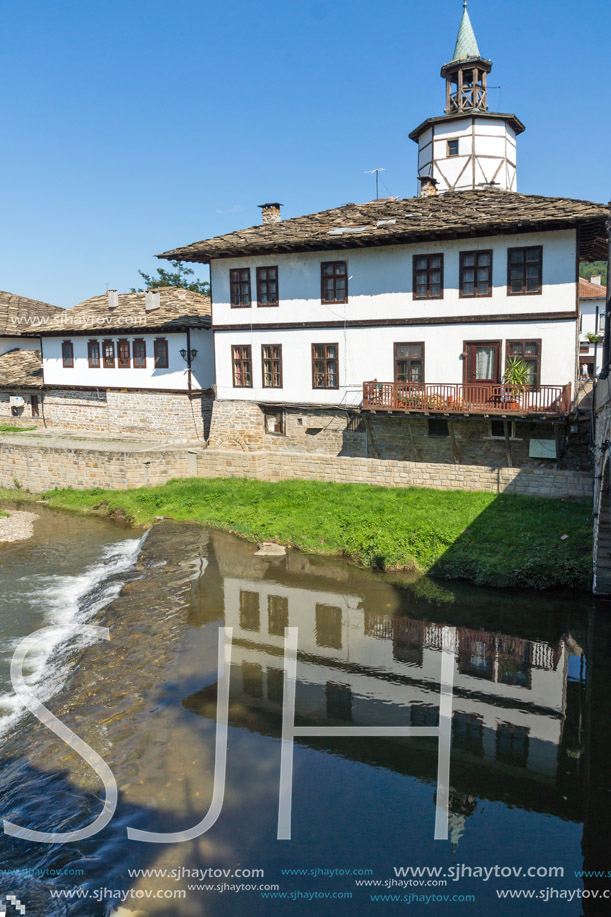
top-left (409, 0), bottom-right (525, 196)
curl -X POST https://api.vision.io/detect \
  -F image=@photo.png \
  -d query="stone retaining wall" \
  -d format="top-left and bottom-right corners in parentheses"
top-left (0, 440), bottom-right (592, 499)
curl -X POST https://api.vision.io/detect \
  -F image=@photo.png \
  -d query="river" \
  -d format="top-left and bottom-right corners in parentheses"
top-left (0, 505), bottom-right (609, 916)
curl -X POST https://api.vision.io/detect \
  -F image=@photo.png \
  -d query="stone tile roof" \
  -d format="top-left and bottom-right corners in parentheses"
top-left (0, 291), bottom-right (61, 337)
top-left (0, 349), bottom-right (43, 388)
top-left (579, 278), bottom-right (607, 300)
top-left (34, 287), bottom-right (211, 337)
top-left (158, 190), bottom-right (610, 264)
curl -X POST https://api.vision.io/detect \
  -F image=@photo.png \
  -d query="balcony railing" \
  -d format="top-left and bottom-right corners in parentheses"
top-left (362, 381), bottom-right (572, 417)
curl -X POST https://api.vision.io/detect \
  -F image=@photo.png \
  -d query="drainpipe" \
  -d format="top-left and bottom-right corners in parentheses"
top-left (186, 327), bottom-right (192, 394)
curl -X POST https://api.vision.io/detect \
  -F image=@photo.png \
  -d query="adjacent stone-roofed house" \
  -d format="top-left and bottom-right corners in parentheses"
top-left (579, 278), bottom-right (607, 300)
top-left (159, 191), bottom-right (609, 264)
top-left (35, 287), bottom-right (211, 336)
top-left (579, 278), bottom-right (607, 378)
top-left (0, 290), bottom-right (62, 358)
top-left (0, 349), bottom-right (43, 388)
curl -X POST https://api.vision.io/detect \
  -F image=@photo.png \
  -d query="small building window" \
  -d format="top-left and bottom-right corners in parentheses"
top-left (256, 266), bottom-right (279, 306)
top-left (239, 590), bottom-right (260, 631)
top-left (428, 418), bottom-right (449, 437)
top-left (230, 268), bottom-right (252, 308)
top-left (326, 682), bottom-right (352, 721)
top-left (154, 338), bottom-right (169, 369)
top-left (264, 407), bottom-right (284, 435)
top-left (242, 662), bottom-right (263, 698)
top-left (413, 254), bottom-right (443, 299)
top-left (268, 594), bottom-right (289, 636)
top-left (312, 343), bottom-right (339, 389)
top-left (315, 604), bottom-right (342, 649)
top-left (447, 139), bottom-right (459, 157)
top-left (102, 340), bottom-right (115, 368)
top-left (133, 339), bottom-right (146, 368)
top-left (117, 339), bottom-right (131, 368)
top-left (321, 261), bottom-right (348, 304)
top-left (262, 344), bottom-right (282, 388)
top-left (460, 250), bottom-right (493, 297)
top-left (395, 343), bottom-right (424, 383)
top-left (31, 395), bottom-right (39, 418)
top-left (61, 341), bottom-right (74, 368)
top-left (507, 246), bottom-right (543, 295)
top-left (496, 723), bottom-right (529, 768)
top-left (87, 340), bottom-right (100, 368)
top-left (232, 345), bottom-right (252, 387)
top-left (506, 340), bottom-right (540, 385)
top-left (490, 419), bottom-right (516, 439)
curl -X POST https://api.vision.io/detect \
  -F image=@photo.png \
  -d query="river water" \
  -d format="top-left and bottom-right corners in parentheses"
top-left (0, 505), bottom-right (609, 916)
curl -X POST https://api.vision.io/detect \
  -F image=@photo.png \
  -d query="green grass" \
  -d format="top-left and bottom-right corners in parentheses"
top-left (0, 424), bottom-right (38, 433)
top-left (9, 477), bottom-right (590, 591)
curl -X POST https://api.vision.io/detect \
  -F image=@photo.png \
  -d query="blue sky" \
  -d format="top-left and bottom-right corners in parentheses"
top-left (1, 0), bottom-right (609, 307)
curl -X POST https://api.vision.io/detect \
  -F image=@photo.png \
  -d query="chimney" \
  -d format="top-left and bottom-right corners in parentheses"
top-left (419, 175), bottom-right (438, 198)
top-left (145, 290), bottom-right (161, 311)
top-left (258, 202), bottom-right (283, 224)
top-left (591, 275), bottom-right (602, 286)
top-left (107, 289), bottom-right (118, 310)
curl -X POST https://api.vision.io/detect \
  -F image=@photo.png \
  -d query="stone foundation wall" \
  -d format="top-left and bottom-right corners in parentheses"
top-left (208, 400), bottom-right (588, 469)
top-left (0, 389), bottom-right (213, 440)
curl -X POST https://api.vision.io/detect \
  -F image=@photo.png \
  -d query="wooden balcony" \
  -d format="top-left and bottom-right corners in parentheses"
top-left (362, 381), bottom-right (572, 417)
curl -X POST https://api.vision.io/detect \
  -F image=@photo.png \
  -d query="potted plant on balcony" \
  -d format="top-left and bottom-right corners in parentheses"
top-left (502, 357), bottom-right (530, 409)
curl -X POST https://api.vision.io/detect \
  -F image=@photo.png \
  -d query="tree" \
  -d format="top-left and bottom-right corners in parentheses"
top-left (131, 261), bottom-right (210, 295)
top-left (579, 261), bottom-right (608, 286)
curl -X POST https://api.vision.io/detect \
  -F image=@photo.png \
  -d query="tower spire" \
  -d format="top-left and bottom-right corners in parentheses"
top-left (452, 0), bottom-right (481, 61)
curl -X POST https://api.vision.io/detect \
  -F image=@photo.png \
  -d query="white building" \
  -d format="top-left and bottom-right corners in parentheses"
top-left (579, 277), bottom-right (606, 378)
top-left (1, 287), bottom-right (215, 439)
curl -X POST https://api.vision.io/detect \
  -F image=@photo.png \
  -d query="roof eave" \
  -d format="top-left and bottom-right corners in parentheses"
top-left (409, 111), bottom-right (526, 142)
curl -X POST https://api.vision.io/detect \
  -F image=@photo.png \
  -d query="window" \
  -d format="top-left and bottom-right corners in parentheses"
top-left (496, 723), bottom-right (529, 767)
top-left (394, 343), bottom-right (424, 383)
top-left (264, 407), bottom-right (284, 435)
top-left (230, 268), bottom-right (252, 308)
top-left (262, 344), bottom-right (282, 388)
top-left (31, 395), bottom-right (39, 418)
top-left (315, 604), bottom-right (342, 649)
top-left (102, 340), bottom-right (115, 368)
top-left (459, 635), bottom-right (494, 680)
top-left (507, 246), bottom-right (542, 295)
top-left (490, 419), bottom-right (516, 439)
top-left (453, 713), bottom-right (483, 757)
top-left (154, 338), bottom-right (169, 369)
top-left (447, 139), bottom-right (459, 157)
top-left (61, 341), bottom-right (74, 368)
top-left (239, 590), bottom-right (260, 631)
top-left (87, 340), bottom-right (100, 368)
top-left (428, 419), bottom-right (449, 437)
top-left (267, 667), bottom-right (284, 703)
top-left (460, 250), bottom-right (492, 297)
top-left (321, 261), bottom-right (348, 304)
top-left (133, 339), bottom-right (146, 368)
top-left (326, 683), bottom-right (352, 721)
top-left (465, 341), bottom-right (500, 383)
top-left (117, 339), bottom-right (130, 368)
top-left (312, 343), bottom-right (338, 389)
top-left (232, 345), bottom-right (252, 387)
top-left (256, 266), bottom-right (279, 306)
top-left (411, 705), bottom-right (439, 727)
top-left (413, 254), bottom-right (443, 299)
top-left (506, 340), bottom-right (540, 385)
top-left (268, 595), bottom-right (289, 636)
top-left (242, 661), bottom-right (263, 698)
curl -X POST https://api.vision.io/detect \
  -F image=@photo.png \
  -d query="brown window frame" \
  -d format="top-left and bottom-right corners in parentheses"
top-left (507, 246), bottom-right (543, 296)
top-left (87, 340), bottom-right (100, 368)
top-left (459, 250), bottom-right (493, 298)
top-left (261, 344), bottom-right (283, 388)
top-left (311, 343), bottom-right (339, 390)
top-left (321, 261), bottom-right (348, 305)
top-left (264, 407), bottom-right (285, 435)
top-left (117, 339), bottom-right (131, 369)
top-left (256, 266), bottom-right (279, 307)
top-left (463, 340), bottom-right (502, 384)
top-left (447, 139), bottom-right (459, 157)
top-left (505, 339), bottom-right (541, 386)
top-left (230, 268), bottom-right (252, 308)
top-left (154, 338), bottom-right (169, 369)
top-left (232, 344), bottom-right (253, 388)
top-left (412, 253), bottom-right (444, 300)
top-left (102, 339), bottom-right (115, 369)
top-left (61, 340), bottom-right (74, 368)
top-left (394, 342), bottom-right (425, 384)
top-left (133, 338), bottom-right (146, 369)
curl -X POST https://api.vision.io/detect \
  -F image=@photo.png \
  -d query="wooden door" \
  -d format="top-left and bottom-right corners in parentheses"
top-left (465, 341), bottom-right (501, 383)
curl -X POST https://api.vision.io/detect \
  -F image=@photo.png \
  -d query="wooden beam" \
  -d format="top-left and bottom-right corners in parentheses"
top-left (406, 416), bottom-right (419, 461)
top-left (448, 418), bottom-right (459, 464)
top-left (364, 415), bottom-right (379, 459)
top-left (503, 419), bottom-right (513, 468)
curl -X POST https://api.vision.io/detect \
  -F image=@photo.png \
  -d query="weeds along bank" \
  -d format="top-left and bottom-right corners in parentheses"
top-left (0, 479), bottom-right (592, 591)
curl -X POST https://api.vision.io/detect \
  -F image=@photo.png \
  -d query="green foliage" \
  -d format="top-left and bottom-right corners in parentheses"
top-left (131, 261), bottom-right (210, 296)
top-left (503, 357), bottom-right (530, 389)
top-left (0, 424), bottom-right (37, 433)
top-left (586, 332), bottom-right (602, 343)
top-left (26, 478), bottom-right (593, 591)
top-left (579, 261), bottom-right (607, 286)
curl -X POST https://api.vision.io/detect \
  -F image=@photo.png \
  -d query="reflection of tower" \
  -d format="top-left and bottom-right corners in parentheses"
top-left (447, 789), bottom-right (477, 853)
top-left (410, 0), bottom-right (525, 194)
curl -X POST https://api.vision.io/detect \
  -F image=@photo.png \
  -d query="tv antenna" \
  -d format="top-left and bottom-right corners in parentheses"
top-left (364, 168), bottom-right (386, 200)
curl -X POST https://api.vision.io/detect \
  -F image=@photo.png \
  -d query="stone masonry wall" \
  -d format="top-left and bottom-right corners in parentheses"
top-left (0, 389), bottom-right (213, 440)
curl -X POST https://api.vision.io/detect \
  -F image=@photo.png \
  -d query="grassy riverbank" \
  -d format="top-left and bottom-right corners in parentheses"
top-left (0, 479), bottom-right (592, 589)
